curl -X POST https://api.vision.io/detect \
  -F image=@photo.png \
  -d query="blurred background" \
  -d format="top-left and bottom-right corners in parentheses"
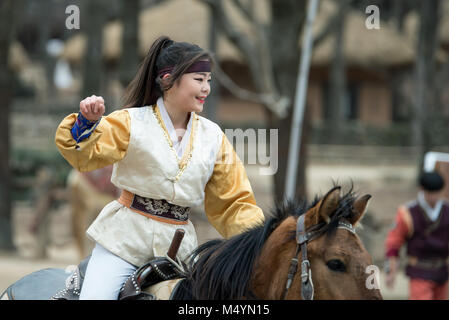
top-left (1, 0), bottom-right (449, 299)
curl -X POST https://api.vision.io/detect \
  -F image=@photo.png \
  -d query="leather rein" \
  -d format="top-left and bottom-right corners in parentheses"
top-left (282, 215), bottom-right (356, 300)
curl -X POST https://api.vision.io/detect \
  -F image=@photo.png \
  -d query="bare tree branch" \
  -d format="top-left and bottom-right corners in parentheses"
top-left (230, 0), bottom-right (257, 26)
top-left (198, 0), bottom-right (288, 117)
top-left (198, 0), bottom-right (256, 61)
top-left (213, 62), bottom-right (290, 117)
top-left (313, 11), bottom-right (340, 48)
top-left (227, 0), bottom-right (278, 101)
top-left (313, 0), bottom-right (354, 48)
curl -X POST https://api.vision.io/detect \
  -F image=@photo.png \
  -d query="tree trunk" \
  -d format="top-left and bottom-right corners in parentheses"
top-left (119, 0), bottom-right (140, 89)
top-left (205, 11), bottom-right (219, 123)
top-left (202, 0), bottom-right (307, 201)
top-left (412, 0), bottom-right (440, 169)
top-left (0, 0), bottom-right (19, 250)
top-left (327, 0), bottom-right (348, 144)
top-left (269, 0), bottom-right (307, 202)
top-left (81, 0), bottom-right (107, 98)
top-left (38, 0), bottom-right (56, 97)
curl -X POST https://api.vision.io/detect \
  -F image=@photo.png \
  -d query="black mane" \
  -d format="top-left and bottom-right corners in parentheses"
top-left (172, 188), bottom-right (357, 300)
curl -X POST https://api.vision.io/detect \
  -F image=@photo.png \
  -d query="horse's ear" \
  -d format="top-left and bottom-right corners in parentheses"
top-left (350, 194), bottom-right (372, 226)
top-left (317, 186), bottom-right (341, 224)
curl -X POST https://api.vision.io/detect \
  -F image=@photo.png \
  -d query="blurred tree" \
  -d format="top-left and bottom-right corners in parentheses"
top-left (327, 0), bottom-right (351, 143)
top-left (412, 0), bottom-right (441, 168)
top-left (201, 0), bottom-right (309, 201)
top-left (0, 0), bottom-right (20, 250)
top-left (81, 0), bottom-right (108, 98)
top-left (119, 0), bottom-right (168, 105)
top-left (201, 0), bottom-right (444, 201)
top-left (35, 0), bottom-right (55, 94)
top-left (118, 0), bottom-right (140, 89)
top-left (342, 0), bottom-right (443, 170)
top-left (204, 5), bottom-right (219, 123)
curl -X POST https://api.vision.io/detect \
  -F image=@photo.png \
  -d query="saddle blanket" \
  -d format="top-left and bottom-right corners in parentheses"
top-left (144, 279), bottom-right (183, 300)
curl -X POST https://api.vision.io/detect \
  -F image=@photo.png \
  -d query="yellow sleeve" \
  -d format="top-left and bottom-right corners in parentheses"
top-left (54, 110), bottom-right (130, 172)
top-left (204, 134), bottom-right (265, 238)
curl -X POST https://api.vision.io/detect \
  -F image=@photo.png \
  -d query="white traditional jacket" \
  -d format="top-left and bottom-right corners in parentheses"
top-left (55, 98), bottom-right (265, 266)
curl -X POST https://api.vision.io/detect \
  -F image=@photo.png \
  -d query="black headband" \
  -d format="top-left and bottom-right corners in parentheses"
top-left (158, 60), bottom-right (211, 77)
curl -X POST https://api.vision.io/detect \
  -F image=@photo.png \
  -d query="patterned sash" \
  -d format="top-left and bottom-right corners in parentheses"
top-left (118, 190), bottom-right (190, 225)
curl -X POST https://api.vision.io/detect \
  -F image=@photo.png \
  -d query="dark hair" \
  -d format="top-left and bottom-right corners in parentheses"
top-left (122, 36), bottom-right (213, 108)
top-left (419, 171), bottom-right (445, 192)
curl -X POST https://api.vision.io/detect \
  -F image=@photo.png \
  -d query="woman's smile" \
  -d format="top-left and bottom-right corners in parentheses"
top-left (196, 96), bottom-right (207, 104)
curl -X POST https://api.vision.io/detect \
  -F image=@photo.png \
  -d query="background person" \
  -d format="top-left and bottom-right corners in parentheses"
top-left (385, 171), bottom-right (449, 300)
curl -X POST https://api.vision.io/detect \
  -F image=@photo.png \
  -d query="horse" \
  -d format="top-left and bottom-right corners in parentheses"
top-left (171, 186), bottom-right (382, 300)
top-left (1, 186), bottom-right (382, 300)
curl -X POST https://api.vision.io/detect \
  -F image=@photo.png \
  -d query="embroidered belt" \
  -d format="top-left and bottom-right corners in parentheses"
top-left (118, 190), bottom-right (190, 225)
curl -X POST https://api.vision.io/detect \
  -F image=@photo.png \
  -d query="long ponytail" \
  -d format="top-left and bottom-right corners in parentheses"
top-left (122, 35), bottom-right (213, 109)
top-left (122, 36), bottom-right (173, 108)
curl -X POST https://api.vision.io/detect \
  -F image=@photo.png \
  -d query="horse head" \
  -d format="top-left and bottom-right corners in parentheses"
top-left (251, 186), bottom-right (383, 300)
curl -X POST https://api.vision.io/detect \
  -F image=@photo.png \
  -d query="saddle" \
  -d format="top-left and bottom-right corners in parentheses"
top-left (118, 257), bottom-right (185, 300)
top-left (51, 255), bottom-right (185, 300)
top-left (52, 229), bottom-right (186, 300)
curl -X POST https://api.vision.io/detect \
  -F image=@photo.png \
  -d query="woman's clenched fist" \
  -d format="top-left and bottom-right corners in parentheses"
top-left (80, 95), bottom-right (105, 121)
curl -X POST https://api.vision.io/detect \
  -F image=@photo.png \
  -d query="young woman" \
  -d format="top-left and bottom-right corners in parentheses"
top-left (55, 36), bottom-right (265, 299)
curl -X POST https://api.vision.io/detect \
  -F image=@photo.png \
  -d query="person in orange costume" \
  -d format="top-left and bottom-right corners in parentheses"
top-left (385, 171), bottom-right (449, 300)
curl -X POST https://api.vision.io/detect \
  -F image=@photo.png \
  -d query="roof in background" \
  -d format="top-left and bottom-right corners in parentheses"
top-left (60, 0), bottom-right (448, 68)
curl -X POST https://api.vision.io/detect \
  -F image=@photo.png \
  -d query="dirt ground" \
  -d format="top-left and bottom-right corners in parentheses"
top-left (0, 162), bottom-right (428, 299)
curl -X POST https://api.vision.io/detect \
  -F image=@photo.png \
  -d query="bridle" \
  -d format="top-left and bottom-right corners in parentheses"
top-left (282, 214), bottom-right (356, 300)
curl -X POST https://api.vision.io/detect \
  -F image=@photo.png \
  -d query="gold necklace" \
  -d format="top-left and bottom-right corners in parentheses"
top-left (152, 105), bottom-right (198, 182)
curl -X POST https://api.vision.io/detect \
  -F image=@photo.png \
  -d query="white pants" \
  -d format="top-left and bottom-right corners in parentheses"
top-left (79, 243), bottom-right (137, 300)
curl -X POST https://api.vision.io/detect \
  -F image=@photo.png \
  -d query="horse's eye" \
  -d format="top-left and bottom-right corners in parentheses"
top-left (326, 259), bottom-right (346, 272)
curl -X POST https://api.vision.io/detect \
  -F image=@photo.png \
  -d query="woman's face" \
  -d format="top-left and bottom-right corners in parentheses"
top-left (164, 71), bottom-right (211, 113)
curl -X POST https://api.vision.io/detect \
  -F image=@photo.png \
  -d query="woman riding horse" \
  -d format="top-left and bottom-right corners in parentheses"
top-left (0, 186), bottom-right (382, 300)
